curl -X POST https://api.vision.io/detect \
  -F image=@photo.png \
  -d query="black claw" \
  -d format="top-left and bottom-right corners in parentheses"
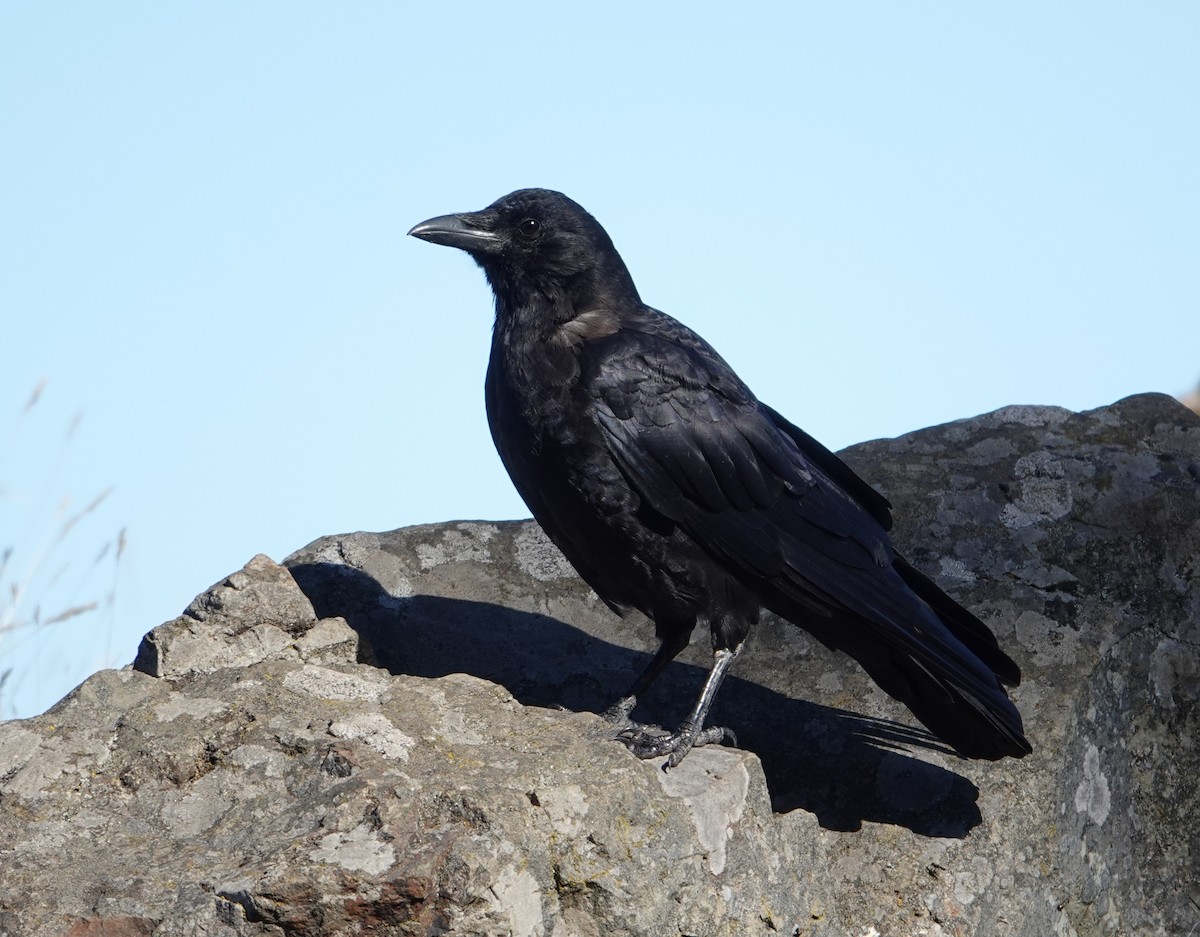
top-left (614, 721), bottom-right (738, 767)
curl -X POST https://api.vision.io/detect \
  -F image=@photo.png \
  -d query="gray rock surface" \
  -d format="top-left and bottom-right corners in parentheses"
top-left (1, 393), bottom-right (1197, 936)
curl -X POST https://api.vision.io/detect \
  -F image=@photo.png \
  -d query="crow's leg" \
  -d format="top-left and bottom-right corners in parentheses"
top-left (601, 629), bottom-right (692, 727)
top-left (615, 644), bottom-right (741, 769)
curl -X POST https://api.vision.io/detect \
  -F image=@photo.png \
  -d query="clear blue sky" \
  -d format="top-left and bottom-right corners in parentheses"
top-left (2, 4), bottom-right (1197, 718)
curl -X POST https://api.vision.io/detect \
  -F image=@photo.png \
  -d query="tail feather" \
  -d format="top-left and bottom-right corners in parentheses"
top-left (774, 555), bottom-right (1032, 760)
top-left (893, 555), bottom-right (1023, 687)
top-left (853, 645), bottom-right (1032, 760)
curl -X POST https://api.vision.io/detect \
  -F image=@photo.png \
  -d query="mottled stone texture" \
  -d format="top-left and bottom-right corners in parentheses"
top-left (0, 393), bottom-right (1196, 937)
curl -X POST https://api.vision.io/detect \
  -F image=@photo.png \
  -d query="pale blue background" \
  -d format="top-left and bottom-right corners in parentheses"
top-left (2, 4), bottom-right (1197, 717)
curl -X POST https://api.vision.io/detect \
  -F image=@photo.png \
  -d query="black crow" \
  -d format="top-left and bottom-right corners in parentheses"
top-left (409, 189), bottom-right (1031, 767)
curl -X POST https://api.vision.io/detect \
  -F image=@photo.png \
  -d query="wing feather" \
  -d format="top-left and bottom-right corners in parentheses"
top-left (588, 326), bottom-right (1000, 689)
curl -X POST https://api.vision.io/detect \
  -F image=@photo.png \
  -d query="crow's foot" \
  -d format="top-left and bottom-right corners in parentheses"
top-left (601, 694), bottom-right (737, 768)
top-left (616, 719), bottom-right (737, 769)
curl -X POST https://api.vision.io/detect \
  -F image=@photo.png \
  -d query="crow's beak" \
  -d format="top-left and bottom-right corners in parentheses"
top-left (408, 212), bottom-right (503, 254)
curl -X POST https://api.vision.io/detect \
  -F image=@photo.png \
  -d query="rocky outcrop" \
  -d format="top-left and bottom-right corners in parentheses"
top-left (0, 393), bottom-right (1197, 937)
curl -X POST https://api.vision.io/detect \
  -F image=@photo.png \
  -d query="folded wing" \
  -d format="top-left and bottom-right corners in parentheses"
top-left (589, 325), bottom-right (1030, 758)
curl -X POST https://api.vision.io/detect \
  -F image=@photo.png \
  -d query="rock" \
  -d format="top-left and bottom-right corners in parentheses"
top-left (131, 553), bottom-right (374, 678)
top-left (1, 393), bottom-right (1197, 937)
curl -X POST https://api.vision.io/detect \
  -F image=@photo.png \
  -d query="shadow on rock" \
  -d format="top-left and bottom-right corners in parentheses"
top-left (289, 560), bottom-right (982, 837)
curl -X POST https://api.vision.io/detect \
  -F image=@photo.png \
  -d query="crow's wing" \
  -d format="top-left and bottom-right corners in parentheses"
top-left (589, 323), bottom-right (892, 588)
top-left (760, 402), bottom-right (894, 532)
top-left (588, 323), bottom-right (1016, 712)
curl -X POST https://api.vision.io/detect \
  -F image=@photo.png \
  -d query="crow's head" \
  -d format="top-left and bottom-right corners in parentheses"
top-left (409, 188), bottom-right (638, 309)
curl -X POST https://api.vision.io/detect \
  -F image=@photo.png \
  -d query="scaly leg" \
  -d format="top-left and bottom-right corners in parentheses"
top-left (613, 644), bottom-right (742, 769)
top-left (601, 629), bottom-right (692, 727)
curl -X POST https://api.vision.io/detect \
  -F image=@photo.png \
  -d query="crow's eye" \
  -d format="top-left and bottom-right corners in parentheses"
top-left (516, 217), bottom-right (541, 240)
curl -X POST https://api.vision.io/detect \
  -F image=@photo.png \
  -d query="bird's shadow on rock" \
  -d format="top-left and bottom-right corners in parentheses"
top-left (289, 561), bottom-right (982, 837)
